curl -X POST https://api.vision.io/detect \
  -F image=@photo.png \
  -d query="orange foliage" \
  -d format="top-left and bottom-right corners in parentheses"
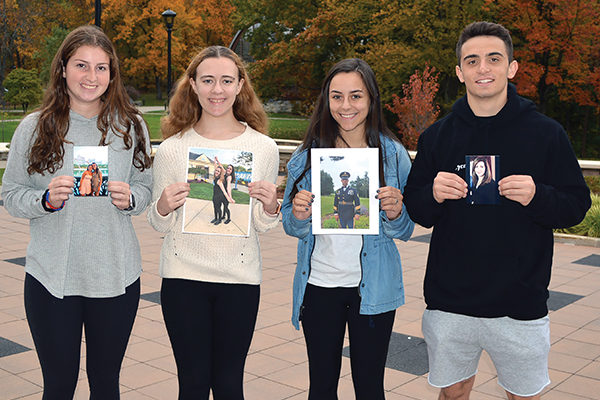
top-left (102, 0), bottom-right (235, 89)
top-left (490, 0), bottom-right (600, 112)
top-left (386, 65), bottom-right (440, 151)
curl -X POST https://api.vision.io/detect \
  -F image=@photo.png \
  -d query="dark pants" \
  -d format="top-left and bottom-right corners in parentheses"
top-left (24, 274), bottom-right (139, 400)
top-left (222, 200), bottom-right (230, 221)
top-left (301, 284), bottom-right (395, 400)
top-left (213, 198), bottom-right (222, 220)
top-left (338, 207), bottom-right (355, 228)
top-left (161, 278), bottom-right (260, 400)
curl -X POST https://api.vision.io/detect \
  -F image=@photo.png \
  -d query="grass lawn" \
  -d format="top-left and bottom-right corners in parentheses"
top-left (0, 111), bottom-right (307, 143)
top-left (188, 181), bottom-right (250, 204)
top-left (142, 113), bottom-right (164, 140)
top-left (142, 112), bottom-right (307, 141)
top-left (0, 119), bottom-right (23, 143)
top-left (0, 168), bottom-right (4, 186)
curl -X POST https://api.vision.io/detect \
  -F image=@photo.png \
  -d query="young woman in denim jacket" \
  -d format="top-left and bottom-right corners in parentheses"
top-left (281, 58), bottom-right (414, 400)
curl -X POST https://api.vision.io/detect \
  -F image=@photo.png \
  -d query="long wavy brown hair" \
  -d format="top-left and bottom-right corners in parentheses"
top-left (161, 46), bottom-right (268, 139)
top-left (28, 25), bottom-right (152, 175)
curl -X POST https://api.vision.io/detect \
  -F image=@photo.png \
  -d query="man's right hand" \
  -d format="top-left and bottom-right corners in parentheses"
top-left (432, 172), bottom-right (467, 203)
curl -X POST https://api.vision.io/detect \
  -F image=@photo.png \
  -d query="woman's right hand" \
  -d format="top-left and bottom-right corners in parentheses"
top-left (47, 175), bottom-right (76, 208)
top-left (157, 182), bottom-right (190, 216)
top-left (292, 189), bottom-right (314, 220)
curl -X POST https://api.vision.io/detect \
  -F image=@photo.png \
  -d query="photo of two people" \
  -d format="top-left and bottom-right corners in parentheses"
top-left (311, 148), bottom-right (379, 235)
top-left (73, 146), bottom-right (108, 197)
top-left (182, 147), bottom-right (254, 236)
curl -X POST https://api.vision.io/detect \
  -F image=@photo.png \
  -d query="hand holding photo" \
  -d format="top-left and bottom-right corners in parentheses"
top-left (311, 148), bottom-right (379, 235)
top-left (466, 155), bottom-right (500, 205)
top-left (73, 146), bottom-right (108, 196)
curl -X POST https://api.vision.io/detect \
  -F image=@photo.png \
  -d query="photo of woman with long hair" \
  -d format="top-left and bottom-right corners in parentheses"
top-left (468, 155), bottom-right (499, 205)
top-left (147, 45), bottom-right (280, 399)
top-left (1, 25), bottom-right (152, 398)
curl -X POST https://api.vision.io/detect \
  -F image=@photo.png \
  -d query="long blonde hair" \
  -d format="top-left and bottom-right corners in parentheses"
top-left (161, 46), bottom-right (268, 139)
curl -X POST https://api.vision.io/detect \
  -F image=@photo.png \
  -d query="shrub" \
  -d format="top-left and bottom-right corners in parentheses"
top-left (556, 194), bottom-right (600, 237)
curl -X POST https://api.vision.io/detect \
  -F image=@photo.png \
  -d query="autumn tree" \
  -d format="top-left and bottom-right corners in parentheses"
top-left (1, 0), bottom-right (90, 96)
top-left (386, 65), bottom-right (440, 151)
top-left (234, 0), bottom-right (490, 113)
top-left (102, 0), bottom-right (235, 99)
top-left (491, 0), bottom-right (600, 157)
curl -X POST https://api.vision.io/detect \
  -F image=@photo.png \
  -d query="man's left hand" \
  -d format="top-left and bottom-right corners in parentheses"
top-left (498, 175), bottom-right (536, 206)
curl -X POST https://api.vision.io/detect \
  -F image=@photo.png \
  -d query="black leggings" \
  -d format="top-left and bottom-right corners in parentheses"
top-left (161, 278), bottom-right (260, 400)
top-left (222, 200), bottom-right (230, 221)
top-left (24, 274), bottom-right (139, 400)
top-left (301, 284), bottom-right (395, 400)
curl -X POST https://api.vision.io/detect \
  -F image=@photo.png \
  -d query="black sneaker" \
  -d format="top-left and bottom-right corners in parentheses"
top-left (224, 219), bottom-right (231, 224)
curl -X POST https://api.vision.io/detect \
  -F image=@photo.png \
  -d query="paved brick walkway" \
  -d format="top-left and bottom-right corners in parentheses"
top-left (0, 204), bottom-right (599, 399)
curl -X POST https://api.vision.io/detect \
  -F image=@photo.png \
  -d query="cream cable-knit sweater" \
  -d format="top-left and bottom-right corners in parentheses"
top-left (147, 124), bottom-right (280, 284)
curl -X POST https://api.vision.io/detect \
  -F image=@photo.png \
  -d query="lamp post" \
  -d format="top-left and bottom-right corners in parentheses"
top-left (161, 9), bottom-right (176, 100)
top-left (94, 0), bottom-right (101, 27)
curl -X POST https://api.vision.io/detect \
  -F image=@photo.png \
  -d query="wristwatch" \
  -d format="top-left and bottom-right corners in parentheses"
top-left (124, 193), bottom-right (136, 211)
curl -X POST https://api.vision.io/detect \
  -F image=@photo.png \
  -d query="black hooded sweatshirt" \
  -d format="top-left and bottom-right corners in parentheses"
top-left (403, 84), bottom-right (591, 320)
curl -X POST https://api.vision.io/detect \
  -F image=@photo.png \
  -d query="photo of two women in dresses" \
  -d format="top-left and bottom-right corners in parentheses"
top-left (73, 146), bottom-right (108, 197)
top-left (183, 147), bottom-right (254, 236)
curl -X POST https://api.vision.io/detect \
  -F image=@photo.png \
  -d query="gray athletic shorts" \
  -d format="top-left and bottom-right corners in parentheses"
top-left (422, 309), bottom-right (551, 397)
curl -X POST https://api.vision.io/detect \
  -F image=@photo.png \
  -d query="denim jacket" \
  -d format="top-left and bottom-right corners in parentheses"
top-left (282, 134), bottom-right (415, 329)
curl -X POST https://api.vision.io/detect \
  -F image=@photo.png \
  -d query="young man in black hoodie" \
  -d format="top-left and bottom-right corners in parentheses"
top-left (403, 21), bottom-right (590, 400)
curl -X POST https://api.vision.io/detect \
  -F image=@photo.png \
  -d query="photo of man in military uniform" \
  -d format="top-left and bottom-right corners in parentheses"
top-left (333, 171), bottom-right (361, 228)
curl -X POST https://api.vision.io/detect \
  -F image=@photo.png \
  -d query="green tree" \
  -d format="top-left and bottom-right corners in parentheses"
top-left (3, 68), bottom-right (42, 112)
top-left (321, 170), bottom-right (334, 195)
top-left (351, 172), bottom-right (369, 198)
top-left (33, 26), bottom-right (70, 84)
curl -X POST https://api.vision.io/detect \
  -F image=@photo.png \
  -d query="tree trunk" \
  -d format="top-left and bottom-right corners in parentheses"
top-left (155, 75), bottom-right (162, 100)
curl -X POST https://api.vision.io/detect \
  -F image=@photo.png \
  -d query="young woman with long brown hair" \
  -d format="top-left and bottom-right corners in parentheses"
top-left (282, 58), bottom-right (414, 399)
top-left (2, 25), bottom-right (152, 399)
top-left (147, 46), bottom-right (280, 399)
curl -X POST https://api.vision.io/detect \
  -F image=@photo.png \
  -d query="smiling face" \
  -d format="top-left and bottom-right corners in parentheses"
top-left (456, 35), bottom-right (518, 115)
top-left (226, 165), bottom-right (233, 175)
top-left (474, 160), bottom-right (486, 178)
top-left (190, 57), bottom-right (244, 119)
top-left (328, 71), bottom-right (370, 139)
top-left (63, 45), bottom-right (111, 117)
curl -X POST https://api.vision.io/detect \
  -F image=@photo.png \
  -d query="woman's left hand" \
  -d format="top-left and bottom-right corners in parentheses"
top-left (248, 180), bottom-right (279, 214)
top-left (108, 181), bottom-right (131, 210)
top-left (377, 186), bottom-right (404, 220)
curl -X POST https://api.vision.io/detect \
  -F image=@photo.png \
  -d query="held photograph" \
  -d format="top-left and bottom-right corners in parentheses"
top-left (182, 147), bottom-right (254, 236)
top-left (466, 155), bottom-right (500, 205)
top-left (311, 148), bottom-right (379, 235)
top-left (73, 146), bottom-right (108, 197)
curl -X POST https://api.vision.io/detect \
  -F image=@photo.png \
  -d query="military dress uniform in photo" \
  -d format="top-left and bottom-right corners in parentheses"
top-left (333, 171), bottom-right (361, 228)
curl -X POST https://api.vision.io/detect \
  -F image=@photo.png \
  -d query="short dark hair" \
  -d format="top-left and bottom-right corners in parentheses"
top-left (456, 21), bottom-right (513, 66)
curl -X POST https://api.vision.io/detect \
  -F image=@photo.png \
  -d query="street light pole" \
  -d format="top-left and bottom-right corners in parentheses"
top-left (161, 9), bottom-right (177, 101)
top-left (94, 0), bottom-right (101, 27)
